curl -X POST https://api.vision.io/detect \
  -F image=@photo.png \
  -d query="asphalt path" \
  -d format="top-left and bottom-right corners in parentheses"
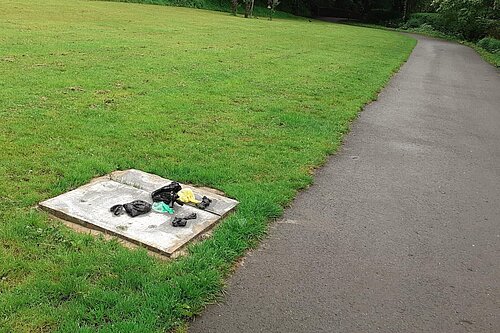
top-left (190, 34), bottom-right (500, 333)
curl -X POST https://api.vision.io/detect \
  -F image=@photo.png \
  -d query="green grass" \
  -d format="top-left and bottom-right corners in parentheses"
top-left (345, 22), bottom-right (500, 67)
top-left (0, 0), bottom-right (415, 331)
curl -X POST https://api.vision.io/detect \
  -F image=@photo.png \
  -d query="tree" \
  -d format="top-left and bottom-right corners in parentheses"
top-left (244, 0), bottom-right (252, 17)
top-left (231, 0), bottom-right (238, 15)
top-left (268, 0), bottom-right (281, 20)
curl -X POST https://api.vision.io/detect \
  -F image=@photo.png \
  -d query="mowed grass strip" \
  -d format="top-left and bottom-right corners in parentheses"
top-left (0, 1), bottom-right (415, 331)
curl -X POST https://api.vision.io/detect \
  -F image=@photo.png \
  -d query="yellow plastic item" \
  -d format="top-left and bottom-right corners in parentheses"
top-left (178, 188), bottom-right (201, 204)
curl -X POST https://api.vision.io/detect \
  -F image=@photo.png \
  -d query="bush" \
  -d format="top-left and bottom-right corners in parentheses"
top-left (402, 13), bottom-right (449, 33)
top-left (432, 0), bottom-right (498, 40)
top-left (485, 19), bottom-right (500, 39)
top-left (401, 11), bottom-right (499, 41)
top-left (411, 23), bottom-right (437, 33)
top-left (477, 37), bottom-right (500, 54)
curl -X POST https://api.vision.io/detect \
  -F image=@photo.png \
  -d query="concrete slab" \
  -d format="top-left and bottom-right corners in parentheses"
top-left (39, 171), bottom-right (238, 256)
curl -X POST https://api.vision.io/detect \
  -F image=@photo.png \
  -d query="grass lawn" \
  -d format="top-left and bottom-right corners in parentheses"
top-left (0, 1), bottom-right (415, 331)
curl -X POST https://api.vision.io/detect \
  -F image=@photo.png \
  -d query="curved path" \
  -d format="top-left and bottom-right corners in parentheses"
top-left (190, 35), bottom-right (500, 332)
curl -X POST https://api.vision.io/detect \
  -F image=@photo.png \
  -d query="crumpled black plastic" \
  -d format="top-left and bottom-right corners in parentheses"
top-left (110, 204), bottom-right (125, 216)
top-left (124, 200), bottom-right (152, 217)
top-left (196, 196), bottom-right (212, 210)
top-left (171, 212), bottom-right (197, 227)
top-left (110, 200), bottom-right (152, 217)
top-left (152, 181), bottom-right (184, 208)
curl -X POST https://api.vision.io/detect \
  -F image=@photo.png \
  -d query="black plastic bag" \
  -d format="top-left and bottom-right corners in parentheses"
top-left (172, 217), bottom-right (187, 227)
top-left (110, 204), bottom-right (125, 216)
top-left (171, 213), bottom-right (197, 227)
top-left (196, 196), bottom-right (212, 210)
top-left (124, 200), bottom-right (152, 217)
top-left (110, 200), bottom-right (151, 217)
top-left (151, 181), bottom-right (183, 208)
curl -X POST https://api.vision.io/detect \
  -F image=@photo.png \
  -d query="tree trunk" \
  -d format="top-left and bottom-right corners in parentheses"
top-left (231, 0), bottom-right (238, 16)
top-left (250, 0), bottom-right (255, 17)
top-left (245, 0), bottom-right (251, 18)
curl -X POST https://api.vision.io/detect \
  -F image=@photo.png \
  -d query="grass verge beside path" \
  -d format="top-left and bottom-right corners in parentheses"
top-left (344, 22), bottom-right (500, 67)
top-left (0, 1), bottom-right (415, 331)
top-left (464, 41), bottom-right (500, 68)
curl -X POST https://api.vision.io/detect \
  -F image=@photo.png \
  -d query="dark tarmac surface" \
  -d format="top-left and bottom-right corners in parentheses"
top-left (190, 35), bottom-right (500, 332)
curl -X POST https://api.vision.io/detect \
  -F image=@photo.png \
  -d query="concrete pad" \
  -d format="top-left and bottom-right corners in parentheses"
top-left (39, 171), bottom-right (238, 256)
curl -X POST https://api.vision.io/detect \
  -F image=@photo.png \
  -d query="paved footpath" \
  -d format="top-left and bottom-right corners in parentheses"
top-left (190, 35), bottom-right (500, 332)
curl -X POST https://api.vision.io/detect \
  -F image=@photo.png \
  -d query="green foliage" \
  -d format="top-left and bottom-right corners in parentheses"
top-left (407, 22), bottom-right (441, 34)
top-left (402, 12), bottom-right (448, 31)
top-left (485, 18), bottom-right (500, 39)
top-left (401, 5), bottom-right (498, 40)
top-left (477, 36), bottom-right (500, 53)
top-left (413, 0), bottom-right (435, 12)
top-left (431, 0), bottom-right (498, 40)
top-left (0, 0), bottom-right (415, 331)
